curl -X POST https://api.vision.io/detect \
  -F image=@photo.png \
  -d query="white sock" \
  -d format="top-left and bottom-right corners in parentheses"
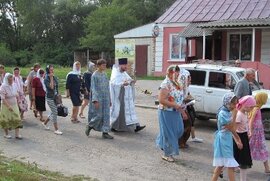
top-left (240, 168), bottom-right (247, 181)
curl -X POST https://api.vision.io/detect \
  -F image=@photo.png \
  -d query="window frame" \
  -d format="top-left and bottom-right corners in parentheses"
top-left (227, 31), bottom-right (253, 61)
top-left (169, 33), bottom-right (186, 62)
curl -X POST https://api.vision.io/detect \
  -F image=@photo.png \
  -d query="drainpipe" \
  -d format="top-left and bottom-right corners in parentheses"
top-left (252, 28), bottom-right (256, 62)
top-left (203, 29), bottom-right (206, 59)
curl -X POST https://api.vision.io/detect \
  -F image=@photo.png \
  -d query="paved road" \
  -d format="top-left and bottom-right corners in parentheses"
top-left (0, 80), bottom-right (270, 181)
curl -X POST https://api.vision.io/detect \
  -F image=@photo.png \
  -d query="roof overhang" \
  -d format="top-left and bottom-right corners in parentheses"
top-left (179, 23), bottom-right (212, 38)
top-left (198, 18), bottom-right (270, 29)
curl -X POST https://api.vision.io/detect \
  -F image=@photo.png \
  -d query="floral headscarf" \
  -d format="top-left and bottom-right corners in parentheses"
top-left (223, 92), bottom-right (236, 108)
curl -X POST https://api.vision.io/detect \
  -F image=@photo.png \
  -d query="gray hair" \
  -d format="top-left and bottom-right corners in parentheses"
top-left (245, 68), bottom-right (255, 76)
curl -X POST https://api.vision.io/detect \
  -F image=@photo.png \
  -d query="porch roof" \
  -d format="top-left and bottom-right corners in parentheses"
top-left (198, 18), bottom-right (270, 29)
top-left (179, 23), bottom-right (212, 38)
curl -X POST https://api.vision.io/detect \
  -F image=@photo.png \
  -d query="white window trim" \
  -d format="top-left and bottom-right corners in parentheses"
top-left (226, 31), bottom-right (253, 61)
top-left (168, 34), bottom-right (186, 62)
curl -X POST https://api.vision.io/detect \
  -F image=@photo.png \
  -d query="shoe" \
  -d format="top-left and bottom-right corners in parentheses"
top-left (102, 133), bottom-right (114, 139)
top-left (161, 155), bottom-right (175, 162)
top-left (111, 128), bottom-right (118, 132)
top-left (190, 137), bottom-right (203, 143)
top-left (54, 130), bottom-right (63, 135)
top-left (134, 125), bottom-right (146, 132)
top-left (4, 135), bottom-right (12, 139)
top-left (42, 123), bottom-right (50, 130)
top-left (85, 125), bottom-right (92, 136)
top-left (15, 135), bottom-right (23, 140)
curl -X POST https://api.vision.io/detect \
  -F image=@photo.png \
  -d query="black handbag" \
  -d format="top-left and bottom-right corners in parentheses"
top-left (57, 104), bottom-right (68, 117)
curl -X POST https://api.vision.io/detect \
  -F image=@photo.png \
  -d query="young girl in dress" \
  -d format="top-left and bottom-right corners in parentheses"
top-left (249, 92), bottom-right (270, 173)
top-left (212, 92), bottom-right (243, 181)
top-left (234, 95), bottom-right (256, 181)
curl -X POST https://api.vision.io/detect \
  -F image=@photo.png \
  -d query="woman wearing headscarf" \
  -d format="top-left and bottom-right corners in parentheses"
top-left (156, 65), bottom-right (187, 162)
top-left (32, 69), bottom-right (46, 122)
top-left (212, 93), bottom-right (242, 181)
top-left (66, 61), bottom-right (84, 123)
top-left (42, 65), bottom-right (62, 135)
top-left (79, 61), bottom-right (95, 118)
top-left (13, 67), bottom-right (28, 119)
top-left (0, 73), bottom-right (23, 139)
top-left (249, 92), bottom-right (270, 173)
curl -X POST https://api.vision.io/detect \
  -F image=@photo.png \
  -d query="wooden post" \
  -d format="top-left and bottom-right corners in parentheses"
top-left (212, 31), bottom-right (215, 60)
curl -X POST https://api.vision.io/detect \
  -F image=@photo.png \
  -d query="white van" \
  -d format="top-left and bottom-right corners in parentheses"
top-left (178, 63), bottom-right (270, 139)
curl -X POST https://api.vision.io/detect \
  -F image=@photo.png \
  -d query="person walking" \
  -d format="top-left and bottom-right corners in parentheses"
top-left (110, 58), bottom-right (145, 132)
top-left (79, 61), bottom-right (95, 119)
top-left (234, 95), bottom-right (256, 181)
top-left (26, 63), bottom-right (40, 110)
top-left (0, 73), bottom-right (23, 139)
top-left (42, 65), bottom-right (62, 135)
top-left (85, 59), bottom-right (113, 139)
top-left (32, 69), bottom-right (46, 122)
top-left (13, 67), bottom-right (28, 119)
top-left (234, 68), bottom-right (256, 99)
top-left (211, 93), bottom-right (242, 181)
top-left (156, 65), bottom-right (187, 162)
top-left (66, 61), bottom-right (84, 123)
top-left (249, 92), bottom-right (270, 174)
top-left (0, 64), bottom-right (6, 108)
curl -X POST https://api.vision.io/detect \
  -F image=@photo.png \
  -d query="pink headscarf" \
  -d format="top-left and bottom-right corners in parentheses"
top-left (236, 95), bottom-right (256, 110)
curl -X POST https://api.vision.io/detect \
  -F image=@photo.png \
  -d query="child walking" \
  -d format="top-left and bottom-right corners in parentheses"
top-left (234, 95), bottom-right (256, 181)
top-left (249, 92), bottom-right (270, 174)
top-left (212, 92), bottom-right (243, 181)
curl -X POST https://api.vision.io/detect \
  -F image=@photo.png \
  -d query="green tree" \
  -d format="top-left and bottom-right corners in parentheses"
top-left (80, 5), bottom-right (139, 55)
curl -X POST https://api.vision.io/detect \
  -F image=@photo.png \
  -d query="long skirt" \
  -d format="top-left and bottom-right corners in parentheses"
top-left (156, 109), bottom-right (184, 156)
top-left (0, 104), bottom-right (22, 129)
top-left (233, 132), bottom-right (252, 169)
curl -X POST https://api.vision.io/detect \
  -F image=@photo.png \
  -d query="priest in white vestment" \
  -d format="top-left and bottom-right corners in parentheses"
top-left (110, 58), bottom-right (146, 132)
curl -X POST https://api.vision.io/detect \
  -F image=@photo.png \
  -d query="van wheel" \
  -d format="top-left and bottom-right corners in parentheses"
top-left (196, 116), bottom-right (209, 121)
top-left (262, 111), bottom-right (270, 140)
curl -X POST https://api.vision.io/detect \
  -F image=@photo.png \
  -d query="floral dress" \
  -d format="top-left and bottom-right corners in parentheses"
top-left (249, 108), bottom-right (269, 161)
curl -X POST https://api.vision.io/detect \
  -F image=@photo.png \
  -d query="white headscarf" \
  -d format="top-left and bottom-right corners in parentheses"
top-left (37, 69), bottom-right (46, 92)
top-left (68, 61), bottom-right (81, 76)
top-left (2, 73), bottom-right (17, 95)
top-left (88, 61), bottom-right (95, 74)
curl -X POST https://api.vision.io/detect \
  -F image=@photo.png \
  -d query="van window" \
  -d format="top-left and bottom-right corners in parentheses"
top-left (189, 70), bottom-right (206, 86)
top-left (209, 72), bottom-right (236, 89)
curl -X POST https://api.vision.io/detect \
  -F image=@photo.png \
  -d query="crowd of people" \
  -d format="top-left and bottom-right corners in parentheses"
top-left (0, 59), bottom-right (269, 180)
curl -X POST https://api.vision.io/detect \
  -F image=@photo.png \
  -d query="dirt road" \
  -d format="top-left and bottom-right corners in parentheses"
top-left (0, 80), bottom-right (269, 181)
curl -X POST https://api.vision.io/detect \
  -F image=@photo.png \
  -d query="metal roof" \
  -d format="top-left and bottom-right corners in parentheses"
top-left (156, 0), bottom-right (270, 24)
top-left (198, 18), bottom-right (270, 28)
top-left (179, 23), bottom-right (212, 37)
top-left (114, 23), bottom-right (153, 39)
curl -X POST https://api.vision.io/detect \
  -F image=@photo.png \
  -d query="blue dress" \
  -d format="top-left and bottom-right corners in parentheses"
top-left (213, 106), bottom-right (239, 167)
top-left (88, 71), bottom-right (110, 133)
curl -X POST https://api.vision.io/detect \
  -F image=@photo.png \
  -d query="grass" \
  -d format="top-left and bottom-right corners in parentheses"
top-left (0, 154), bottom-right (96, 181)
top-left (5, 66), bottom-right (162, 94)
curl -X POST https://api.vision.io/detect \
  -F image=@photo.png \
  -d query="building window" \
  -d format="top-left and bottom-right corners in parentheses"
top-left (229, 33), bottom-right (252, 60)
top-left (170, 34), bottom-right (186, 60)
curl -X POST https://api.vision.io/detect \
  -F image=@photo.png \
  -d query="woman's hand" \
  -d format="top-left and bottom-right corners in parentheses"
top-left (8, 106), bottom-right (13, 112)
top-left (181, 111), bottom-right (188, 120)
top-left (236, 141), bottom-right (243, 150)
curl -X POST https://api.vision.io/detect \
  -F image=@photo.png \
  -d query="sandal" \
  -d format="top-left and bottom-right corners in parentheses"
top-left (79, 113), bottom-right (85, 119)
top-left (179, 144), bottom-right (189, 149)
top-left (265, 170), bottom-right (270, 174)
top-left (162, 155), bottom-right (175, 162)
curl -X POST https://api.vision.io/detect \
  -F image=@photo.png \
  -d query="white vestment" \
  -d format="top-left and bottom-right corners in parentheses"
top-left (110, 65), bottom-right (139, 126)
